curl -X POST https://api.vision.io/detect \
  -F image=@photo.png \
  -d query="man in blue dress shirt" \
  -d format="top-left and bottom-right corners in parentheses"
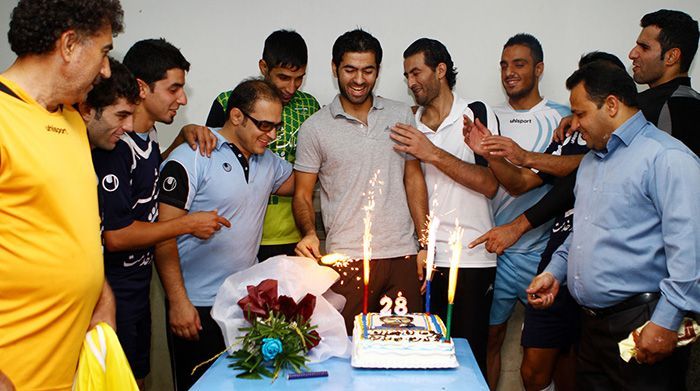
top-left (528, 62), bottom-right (700, 390)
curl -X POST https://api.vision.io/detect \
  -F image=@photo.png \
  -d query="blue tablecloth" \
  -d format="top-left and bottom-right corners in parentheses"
top-left (190, 338), bottom-right (488, 390)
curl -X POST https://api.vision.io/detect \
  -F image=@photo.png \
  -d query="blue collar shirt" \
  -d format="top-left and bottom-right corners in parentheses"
top-left (159, 129), bottom-right (292, 306)
top-left (546, 111), bottom-right (700, 331)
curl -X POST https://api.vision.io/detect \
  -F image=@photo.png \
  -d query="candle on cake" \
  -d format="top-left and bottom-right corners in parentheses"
top-left (424, 215), bottom-right (440, 314)
top-left (445, 220), bottom-right (463, 341)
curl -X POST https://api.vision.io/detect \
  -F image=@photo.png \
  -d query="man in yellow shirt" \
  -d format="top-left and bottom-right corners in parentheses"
top-left (0, 1), bottom-right (125, 390)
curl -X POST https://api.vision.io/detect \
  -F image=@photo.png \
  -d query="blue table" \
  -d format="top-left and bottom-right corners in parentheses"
top-left (190, 338), bottom-right (488, 390)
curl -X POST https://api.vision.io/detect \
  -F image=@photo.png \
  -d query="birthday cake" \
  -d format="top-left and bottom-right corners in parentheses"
top-left (351, 312), bottom-right (458, 368)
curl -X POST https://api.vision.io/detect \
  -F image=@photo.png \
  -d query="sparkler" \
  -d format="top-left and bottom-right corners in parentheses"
top-left (362, 170), bottom-right (381, 315)
top-left (445, 219), bottom-right (463, 341)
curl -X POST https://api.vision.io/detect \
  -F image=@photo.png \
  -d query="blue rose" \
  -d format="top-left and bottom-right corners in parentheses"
top-left (261, 338), bottom-right (283, 361)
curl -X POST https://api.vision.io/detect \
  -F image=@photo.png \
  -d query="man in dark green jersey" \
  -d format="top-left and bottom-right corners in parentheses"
top-left (203, 30), bottom-right (319, 262)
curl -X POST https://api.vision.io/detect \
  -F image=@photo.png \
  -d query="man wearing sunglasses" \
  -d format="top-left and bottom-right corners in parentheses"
top-left (156, 78), bottom-right (294, 390)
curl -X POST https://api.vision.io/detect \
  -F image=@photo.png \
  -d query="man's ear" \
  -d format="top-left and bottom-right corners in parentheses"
top-left (535, 62), bottom-right (544, 78)
top-left (228, 107), bottom-right (244, 125)
top-left (331, 60), bottom-right (338, 78)
top-left (605, 95), bottom-right (620, 117)
top-left (259, 59), bottom-right (269, 77)
top-left (58, 29), bottom-right (80, 62)
top-left (136, 78), bottom-right (149, 99)
top-left (78, 101), bottom-right (95, 122)
top-left (436, 63), bottom-right (447, 80)
top-left (664, 47), bottom-right (682, 68)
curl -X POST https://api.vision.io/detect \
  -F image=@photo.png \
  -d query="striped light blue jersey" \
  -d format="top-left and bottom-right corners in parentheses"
top-left (491, 98), bottom-right (570, 254)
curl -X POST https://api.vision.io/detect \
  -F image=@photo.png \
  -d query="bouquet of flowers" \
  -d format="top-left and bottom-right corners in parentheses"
top-left (229, 279), bottom-right (321, 379)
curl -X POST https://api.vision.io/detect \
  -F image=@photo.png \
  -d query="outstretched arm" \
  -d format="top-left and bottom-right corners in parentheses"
top-left (389, 122), bottom-right (497, 197)
top-left (464, 115), bottom-right (541, 196)
top-left (481, 135), bottom-right (583, 177)
top-left (103, 211), bottom-right (230, 252)
top-left (292, 171), bottom-right (321, 259)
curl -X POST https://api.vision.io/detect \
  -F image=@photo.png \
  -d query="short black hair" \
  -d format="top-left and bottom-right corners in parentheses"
top-left (566, 62), bottom-right (638, 108)
top-left (262, 30), bottom-right (308, 70)
top-left (641, 9), bottom-right (699, 72)
top-left (8, 0), bottom-right (124, 56)
top-left (503, 33), bottom-right (544, 64)
top-left (122, 38), bottom-right (191, 86)
top-left (86, 57), bottom-right (140, 115)
top-left (403, 38), bottom-right (458, 89)
top-left (578, 51), bottom-right (626, 70)
top-left (225, 78), bottom-right (282, 119)
top-left (332, 29), bottom-right (382, 68)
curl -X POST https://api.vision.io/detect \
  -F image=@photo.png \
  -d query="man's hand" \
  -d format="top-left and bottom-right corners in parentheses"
top-left (463, 115), bottom-right (492, 156)
top-left (416, 249), bottom-right (427, 281)
top-left (526, 272), bottom-right (560, 309)
top-left (180, 124), bottom-right (217, 157)
top-left (417, 249), bottom-right (432, 294)
top-left (480, 136), bottom-right (530, 166)
top-left (169, 297), bottom-right (201, 341)
top-left (295, 234), bottom-right (322, 260)
top-left (469, 225), bottom-right (520, 255)
top-left (88, 281), bottom-right (116, 331)
top-left (633, 321), bottom-right (678, 364)
top-left (0, 370), bottom-right (15, 391)
top-left (390, 123), bottom-right (438, 162)
top-left (470, 215), bottom-right (531, 254)
top-left (186, 210), bottom-right (231, 239)
top-left (552, 115), bottom-right (573, 143)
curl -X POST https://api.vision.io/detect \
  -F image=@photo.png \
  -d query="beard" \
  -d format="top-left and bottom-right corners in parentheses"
top-left (338, 79), bottom-right (375, 106)
top-left (505, 81), bottom-right (536, 101)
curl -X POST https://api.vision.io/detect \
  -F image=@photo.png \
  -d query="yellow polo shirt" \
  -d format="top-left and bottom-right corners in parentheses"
top-left (0, 76), bottom-right (103, 390)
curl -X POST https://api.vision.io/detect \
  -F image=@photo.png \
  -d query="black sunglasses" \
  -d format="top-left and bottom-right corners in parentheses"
top-left (240, 110), bottom-right (283, 132)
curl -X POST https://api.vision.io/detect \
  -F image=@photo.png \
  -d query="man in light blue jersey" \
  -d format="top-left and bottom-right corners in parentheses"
top-left (156, 79), bottom-right (294, 389)
top-left (480, 34), bottom-right (576, 390)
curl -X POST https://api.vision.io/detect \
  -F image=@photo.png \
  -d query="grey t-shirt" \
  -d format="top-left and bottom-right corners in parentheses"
top-left (295, 95), bottom-right (418, 259)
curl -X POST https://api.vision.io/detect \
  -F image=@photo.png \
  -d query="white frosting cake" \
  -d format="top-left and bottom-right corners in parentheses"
top-left (351, 313), bottom-right (458, 368)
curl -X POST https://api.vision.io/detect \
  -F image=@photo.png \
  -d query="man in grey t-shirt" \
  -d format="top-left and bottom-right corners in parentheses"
top-left (293, 29), bottom-right (429, 333)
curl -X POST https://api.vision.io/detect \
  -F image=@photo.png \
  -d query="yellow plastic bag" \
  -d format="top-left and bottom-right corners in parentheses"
top-left (73, 322), bottom-right (139, 391)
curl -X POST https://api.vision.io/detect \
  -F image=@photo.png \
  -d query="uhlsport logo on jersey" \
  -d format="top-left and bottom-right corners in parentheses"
top-left (222, 162), bottom-right (232, 172)
top-left (46, 125), bottom-right (67, 134)
top-left (101, 174), bottom-right (119, 192)
top-left (510, 118), bottom-right (532, 124)
top-left (162, 176), bottom-right (177, 192)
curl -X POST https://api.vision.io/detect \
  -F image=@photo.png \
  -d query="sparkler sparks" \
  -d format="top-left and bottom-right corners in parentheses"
top-left (447, 219), bottom-right (463, 304)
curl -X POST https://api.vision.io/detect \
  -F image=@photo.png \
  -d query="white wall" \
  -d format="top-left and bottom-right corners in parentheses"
top-left (1, 0), bottom-right (698, 147)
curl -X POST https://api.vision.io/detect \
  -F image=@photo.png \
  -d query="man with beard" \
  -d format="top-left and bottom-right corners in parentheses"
top-left (294, 29), bottom-right (429, 334)
top-left (88, 54), bottom-right (228, 388)
top-left (81, 58), bottom-right (139, 151)
top-left (629, 9), bottom-right (699, 155)
top-left (529, 61), bottom-right (700, 391)
top-left (203, 30), bottom-right (320, 262)
top-left (484, 33), bottom-right (573, 390)
top-left (0, 1), bottom-right (123, 389)
top-left (387, 38), bottom-right (499, 375)
top-left (556, 10), bottom-right (699, 156)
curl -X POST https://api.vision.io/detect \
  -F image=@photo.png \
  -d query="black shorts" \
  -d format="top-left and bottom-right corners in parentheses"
top-left (109, 270), bottom-right (152, 380)
top-left (116, 309), bottom-right (151, 379)
top-left (521, 286), bottom-right (580, 349)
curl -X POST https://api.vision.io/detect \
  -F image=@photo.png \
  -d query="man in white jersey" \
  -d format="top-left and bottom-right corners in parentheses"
top-left (389, 38), bottom-right (498, 376)
top-left (483, 34), bottom-right (571, 390)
